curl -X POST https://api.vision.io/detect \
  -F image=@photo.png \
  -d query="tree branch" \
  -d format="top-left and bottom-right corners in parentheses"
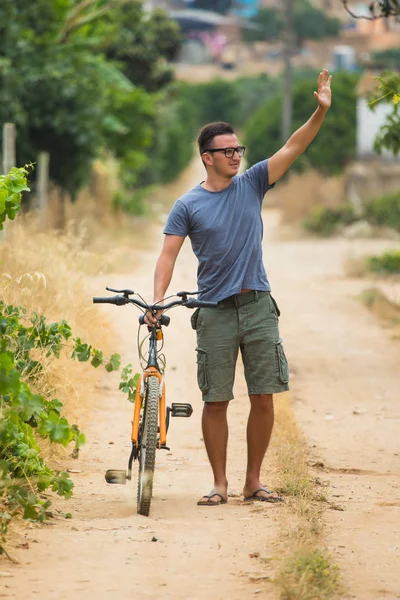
top-left (342, 0), bottom-right (399, 19)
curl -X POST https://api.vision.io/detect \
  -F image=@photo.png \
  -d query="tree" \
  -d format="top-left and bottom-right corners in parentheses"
top-left (0, 0), bottom-right (182, 201)
top-left (243, 1), bottom-right (340, 47)
top-left (98, 3), bottom-right (182, 93)
top-left (243, 8), bottom-right (284, 43)
top-left (292, 0), bottom-right (340, 48)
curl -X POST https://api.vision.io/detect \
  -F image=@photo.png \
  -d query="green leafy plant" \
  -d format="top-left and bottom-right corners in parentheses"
top-left (0, 298), bottom-right (140, 552)
top-left (367, 251), bottom-right (400, 275)
top-left (0, 167), bottom-right (140, 554)
top-left (0, 166), bottom-right (31, 231)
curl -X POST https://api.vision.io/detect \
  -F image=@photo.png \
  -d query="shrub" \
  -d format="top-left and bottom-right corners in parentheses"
top-left (367, 250), bottom-right (400, 274)
top-left (364, 190), bottom-right (400, 231)
top-left (303, 205), bottom-right (357, 237)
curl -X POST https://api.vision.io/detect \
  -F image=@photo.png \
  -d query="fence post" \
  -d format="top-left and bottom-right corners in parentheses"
top-left (37, 151), bottom-right (49, 229)
top-left (2, 123), bottom-right (16, 175)
top-left (1, 123), bottom-right (16, 239)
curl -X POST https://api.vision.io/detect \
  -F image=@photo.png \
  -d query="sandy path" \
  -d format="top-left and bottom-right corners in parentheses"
top-left (266, 214), bottom-right (400, 600)
top-left (1, 231), bottom-right (281, 600)
top-left (2, 203), bottom-right (400, 599)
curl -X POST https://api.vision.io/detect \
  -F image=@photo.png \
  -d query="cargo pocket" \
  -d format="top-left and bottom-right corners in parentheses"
top-left (191, 308), bottom-right (200, 330)
top-left (276, 339), bottom-right (289, 384)
top-left (196, 347), bottom-right (209, 393)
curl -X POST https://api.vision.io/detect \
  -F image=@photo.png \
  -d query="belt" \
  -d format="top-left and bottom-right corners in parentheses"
top-left (217, 290), bottom-right (268, 309)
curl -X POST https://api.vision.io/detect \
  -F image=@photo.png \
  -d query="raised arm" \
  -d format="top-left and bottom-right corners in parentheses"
top-left (268, 69), bottom-right (332, 185)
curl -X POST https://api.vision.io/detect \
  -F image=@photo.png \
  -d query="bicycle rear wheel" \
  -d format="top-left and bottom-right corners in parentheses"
top-left (137, 375), bottom-right (159, 516)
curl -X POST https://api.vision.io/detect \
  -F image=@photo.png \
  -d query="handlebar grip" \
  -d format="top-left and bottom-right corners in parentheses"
top-left (198, 301), bottom-right (218, 308)
top-left (138, 314), bottom-right (170, 326)
top-left (93, 296), bottom-right (128, 305)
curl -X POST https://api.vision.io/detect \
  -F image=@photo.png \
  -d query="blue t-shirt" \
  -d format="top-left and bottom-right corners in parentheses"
top-left (163, 159), bottom-right (274, 302)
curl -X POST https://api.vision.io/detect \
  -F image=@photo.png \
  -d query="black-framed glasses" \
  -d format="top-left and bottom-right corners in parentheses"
top-left (204, 146), bottom-right (246, 158)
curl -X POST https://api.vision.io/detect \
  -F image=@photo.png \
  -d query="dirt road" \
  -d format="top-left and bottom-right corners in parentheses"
top-left (2, 205), bottom-right (400, 600)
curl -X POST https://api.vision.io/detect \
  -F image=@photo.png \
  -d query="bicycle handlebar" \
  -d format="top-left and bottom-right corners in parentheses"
top-left (92, 290), bottom-right (218, 325)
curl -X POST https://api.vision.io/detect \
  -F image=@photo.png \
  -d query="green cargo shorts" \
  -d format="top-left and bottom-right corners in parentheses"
top-left (191, 291), bottom-right (289, 402)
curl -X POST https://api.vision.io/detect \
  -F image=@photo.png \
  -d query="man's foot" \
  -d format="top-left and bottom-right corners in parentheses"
top-left (197, 491), bottom-right (227, 506)
top-left (243, 487), bottom-right (283, 503)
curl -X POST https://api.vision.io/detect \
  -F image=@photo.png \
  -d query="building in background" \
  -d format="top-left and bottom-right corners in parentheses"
top-left (232, 0), bottom-right (260, 18)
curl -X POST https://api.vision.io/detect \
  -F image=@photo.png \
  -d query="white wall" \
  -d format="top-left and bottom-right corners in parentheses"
top-left (357, 98), bottom-right (395, 159)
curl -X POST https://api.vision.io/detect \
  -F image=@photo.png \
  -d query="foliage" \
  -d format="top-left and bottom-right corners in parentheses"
top-left (244, 72), bottom-right (359, 175)
top-left (0, 299), bottom-right (139, 552)
top-left (342, 0), bottom-right (400, 18)
top-left (0, 167), bottom-right (139, 552)
top-left (0, 0), bottom-right (182, 200)
top-left (183, 78), bottom-right (241, 129)
top-left (177, 74), bottom-right (281, 133)
top-left (364, 189), bottom-right (400, 231)
top-left (303, 205), bottom-right (357, 237)
top-left (103, 4), bottom-right (182, 93)
top-left (303, 189), bottom-right (400, 238)
top-left (243, 8), bottom-right (284, 43)
top-left (368, 72), bottom-right (400, 157)
top-left (280, 548), bottom-right (339, 600)
top-left (292, 0), bottom-right (340, 48)
top-left (367, 251), bottom-right (400, 275)
top-left (137, 83), bottom-right (199, 188)
top-left (0, 166), bottom-right (31, 231)
top-left (370, 48), bottom-right (400, 71)
top-left (342, 3), bottom-right (400, 157)
top-left (244, 2), bottom-right (340, 46)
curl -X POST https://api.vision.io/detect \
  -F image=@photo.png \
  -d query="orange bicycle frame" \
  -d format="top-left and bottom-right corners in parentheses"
top-left (131, 367), bottom-right (167, 448)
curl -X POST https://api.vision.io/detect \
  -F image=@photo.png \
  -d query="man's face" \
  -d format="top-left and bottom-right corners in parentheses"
top-left (203, 134), bottom-right (243, 178)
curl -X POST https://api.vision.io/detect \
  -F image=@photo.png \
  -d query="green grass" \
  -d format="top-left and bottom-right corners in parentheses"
top-left (279, 548), bottom-right (340, 600)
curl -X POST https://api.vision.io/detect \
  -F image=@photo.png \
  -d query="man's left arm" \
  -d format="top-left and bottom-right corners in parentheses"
top-left (268, 69), bottom-right (332, 185)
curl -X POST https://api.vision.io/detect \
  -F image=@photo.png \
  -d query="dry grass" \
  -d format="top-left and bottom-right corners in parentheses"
top-left (265, 395), bottom-right (341, 600)
top-left (0, 218), bottom-right (127, 430)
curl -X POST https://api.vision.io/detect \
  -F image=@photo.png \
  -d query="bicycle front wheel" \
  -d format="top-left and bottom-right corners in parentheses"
top-left (137, 375), bottom-right (159, 516)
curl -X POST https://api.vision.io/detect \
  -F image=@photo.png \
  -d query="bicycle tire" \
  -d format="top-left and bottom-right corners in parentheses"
top-left (137, 375), bottom-right (159, 516)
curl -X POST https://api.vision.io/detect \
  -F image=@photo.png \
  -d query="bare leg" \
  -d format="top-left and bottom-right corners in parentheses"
top-left (243, 394), bottom-right (281, 500)
top-left (198, 400), bottom-right (229, 505)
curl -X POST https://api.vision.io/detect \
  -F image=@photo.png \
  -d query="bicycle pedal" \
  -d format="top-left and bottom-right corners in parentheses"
top-left (170, 403), bottom-right (193, 417)
top-left (105, 469), bottom-right (127, 485)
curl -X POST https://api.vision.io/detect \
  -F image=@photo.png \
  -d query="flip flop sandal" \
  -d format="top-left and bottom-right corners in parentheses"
top-left (197, 492), bottom-right (227, 506)
top-left (243, 487), bottom-right (283, 503)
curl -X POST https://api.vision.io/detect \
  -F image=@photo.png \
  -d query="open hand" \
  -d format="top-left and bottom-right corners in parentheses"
top-left (314, 69), bottom-right (332, 111)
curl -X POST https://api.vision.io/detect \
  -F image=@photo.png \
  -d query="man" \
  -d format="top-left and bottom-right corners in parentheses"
top-left (146, 69), bottom-right (332, 506)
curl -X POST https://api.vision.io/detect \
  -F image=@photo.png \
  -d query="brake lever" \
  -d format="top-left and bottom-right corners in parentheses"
top-left (106, 286), bottom-right (135, 296)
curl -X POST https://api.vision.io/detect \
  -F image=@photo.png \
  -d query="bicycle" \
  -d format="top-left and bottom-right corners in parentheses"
top-left (92, 286), bottom-right (217, 516)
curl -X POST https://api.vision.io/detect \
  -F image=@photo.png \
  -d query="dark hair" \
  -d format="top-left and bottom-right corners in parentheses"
top-left (197, 121), bottom-right (235, 155)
